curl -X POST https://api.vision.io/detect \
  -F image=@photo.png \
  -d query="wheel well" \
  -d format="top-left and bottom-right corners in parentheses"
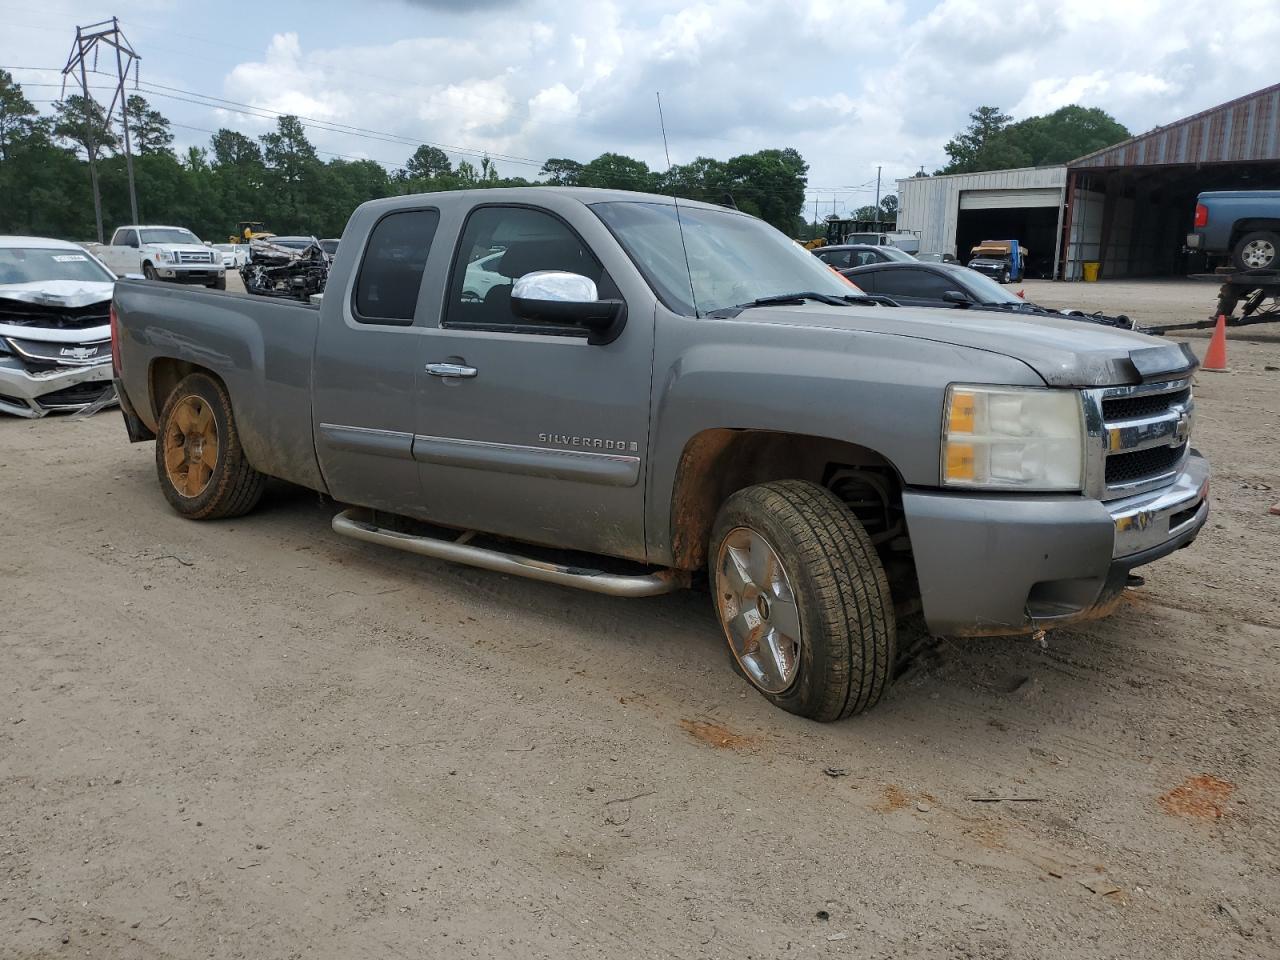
top-left (669, 429), bottom-right (906, 571)
top-left (1230, 219), bottom-right (1280, 244)
top-left (148, 358), bottom-right (212, 421)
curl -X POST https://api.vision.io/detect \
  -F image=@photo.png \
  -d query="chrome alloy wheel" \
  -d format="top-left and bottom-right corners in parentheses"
top-left (1242, 239), bottom-right (1276, 269)
top-left (715, 527), bottom-right (803, 694)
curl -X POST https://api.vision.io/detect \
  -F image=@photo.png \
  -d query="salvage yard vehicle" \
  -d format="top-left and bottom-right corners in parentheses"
top-left (96, 225), bottom-right (226, 289)
top-left (843, 261), bottom-right (1135, 328)
top-left (1186, 189), bottom-right (1280, 270)
top-left (0, 237), bottom-right (116, 417)
top-left (968, 240), bottom-right (1027, 283)
top-left (240, 235), bottom-right (329, 300)
top-left (813, 243), bottom-right (915, 269)
top-left (111, 188), bottom-right (1210, 721)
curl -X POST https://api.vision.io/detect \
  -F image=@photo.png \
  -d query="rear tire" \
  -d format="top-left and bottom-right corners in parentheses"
top-left (708, 480), bottom-right (896, 721)
top-left (1232, 231), bottom-right (1279, 271)
top-left (155, 372), bottom-right (265, 520)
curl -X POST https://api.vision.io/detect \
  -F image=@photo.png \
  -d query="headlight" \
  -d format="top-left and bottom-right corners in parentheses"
top-left (155, 249), bottom-right (173, 263)
top-left (942, 384), bottom-right (1084, 491)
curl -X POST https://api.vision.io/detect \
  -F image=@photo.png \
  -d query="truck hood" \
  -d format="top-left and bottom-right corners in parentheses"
top-left (0, 279), bottom-right (115, 310)
top-left (737, 304), bottom-right (1196, 387)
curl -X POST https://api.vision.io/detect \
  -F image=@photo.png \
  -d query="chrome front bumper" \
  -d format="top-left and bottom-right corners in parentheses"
top-left (1110, 451), bottom-right (1210, 558)
top-left (0, 359), bottom-right (115, 418)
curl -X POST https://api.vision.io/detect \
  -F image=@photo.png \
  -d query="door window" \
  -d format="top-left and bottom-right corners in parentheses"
top-left (118, 229), bottom-right (138, 248)
top-left (353, 209), bottom-right (440, 325)
top-left (870, 268), bottom-right (954, 299)
top-left (444, 206), bottom-right (611, 333)
top-left (817, 249), bottom-right (851, 269)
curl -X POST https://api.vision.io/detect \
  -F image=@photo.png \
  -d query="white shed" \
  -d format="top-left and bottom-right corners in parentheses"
top-left (896, 166), bottom-right (1068, 277)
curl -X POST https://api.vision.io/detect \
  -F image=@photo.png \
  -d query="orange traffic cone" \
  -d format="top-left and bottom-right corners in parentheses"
top-left (1202, 314), bottom-right (1229, 372)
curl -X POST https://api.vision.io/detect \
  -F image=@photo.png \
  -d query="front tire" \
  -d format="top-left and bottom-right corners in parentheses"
top-left (142, 262), bottom-right (157, 281)
top-left (155, 372), bottom-right (265, 520)
top-left (709, 480), bottom-right (896, 721)
top-left (1232, 231), bottom-right (1279, 271)
top-left (210, 273), bottom-right (227, 291)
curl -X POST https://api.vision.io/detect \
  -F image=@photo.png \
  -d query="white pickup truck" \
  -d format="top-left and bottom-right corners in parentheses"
top-left (95, 225), bottom-right (225, 289)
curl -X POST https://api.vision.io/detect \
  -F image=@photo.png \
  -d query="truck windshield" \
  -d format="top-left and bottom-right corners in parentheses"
top-left (592, 201), bottom-right (858, 317)
top-left (0, 247), bottom-right (115, 285)
top-left (139, 228), bottom-right (201, 245)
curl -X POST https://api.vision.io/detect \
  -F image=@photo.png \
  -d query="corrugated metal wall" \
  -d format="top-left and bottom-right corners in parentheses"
top-left (1072, 83), bottom-right (1280, 169)
top-left (896, 167), bottom-right (1067, 256)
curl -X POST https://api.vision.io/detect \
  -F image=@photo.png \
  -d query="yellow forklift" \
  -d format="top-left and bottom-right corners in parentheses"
top-left (230, 221), bottom-right (275, 244)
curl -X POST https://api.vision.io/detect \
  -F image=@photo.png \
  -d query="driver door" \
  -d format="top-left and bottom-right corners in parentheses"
top-left (412, 204), bottom-right (654, 561)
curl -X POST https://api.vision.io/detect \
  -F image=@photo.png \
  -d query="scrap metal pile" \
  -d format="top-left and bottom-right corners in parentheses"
top-left (240, 236), bottom-right (329, 300)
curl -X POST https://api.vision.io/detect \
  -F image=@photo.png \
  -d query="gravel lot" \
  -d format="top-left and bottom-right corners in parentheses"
top-left (2, 280), bottom-right (1278, 959)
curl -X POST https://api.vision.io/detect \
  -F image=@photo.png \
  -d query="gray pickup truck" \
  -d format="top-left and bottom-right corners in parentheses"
top-left (111, 187), bottom-right (1210, 721)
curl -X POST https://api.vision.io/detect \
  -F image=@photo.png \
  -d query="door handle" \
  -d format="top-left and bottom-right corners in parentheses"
top-left (425, 362), bottom-right (477, 379)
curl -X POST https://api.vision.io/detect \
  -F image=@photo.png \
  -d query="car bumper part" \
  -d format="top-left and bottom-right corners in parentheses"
top-left (0, 358), bottom-right (115, 418)
top-left (1185, 233), bottom-right (1202, 250)
top-left (902, 451), bottom-right (1209, 636)
top-left (155, 267), bottom-right (224, 283)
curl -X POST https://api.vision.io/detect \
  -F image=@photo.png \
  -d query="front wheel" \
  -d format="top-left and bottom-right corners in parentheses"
top-left (155, 372), bottom-right (266, 520)
top-left (142, 263), bottom-right (157, 281)
top-left (1000, 269), bottom-right (1011, 283)
top-left (709, 480), bottom-right (896, 721)
top-left (210, 273), bottom-right (227, 291)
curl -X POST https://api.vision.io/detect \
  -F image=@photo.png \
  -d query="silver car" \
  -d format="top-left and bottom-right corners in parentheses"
top-left (0, 237), bottom-right (117, 418)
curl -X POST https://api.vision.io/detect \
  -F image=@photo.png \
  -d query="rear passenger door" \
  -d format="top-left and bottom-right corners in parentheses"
top-left (412, 204), bottom-right (654, 561)
top-left (312, 207), bottom-right (440, 514)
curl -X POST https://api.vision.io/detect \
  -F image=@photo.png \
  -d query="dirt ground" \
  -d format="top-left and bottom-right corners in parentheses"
top-left (2, 281), bottom-right (1279, 959)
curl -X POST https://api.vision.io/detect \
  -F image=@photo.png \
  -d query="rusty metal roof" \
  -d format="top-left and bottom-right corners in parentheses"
top-left (1069, 83), bottom-right (1280, 169)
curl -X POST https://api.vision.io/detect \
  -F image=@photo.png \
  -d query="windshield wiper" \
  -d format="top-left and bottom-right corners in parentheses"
top-left (705, 291), bottom-right (857, 318)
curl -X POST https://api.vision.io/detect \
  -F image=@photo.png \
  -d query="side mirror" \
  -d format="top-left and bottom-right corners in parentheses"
top-left (942, 290), bottom-right (972, 307)
top-left (511, 271), bottom-right (627, 345)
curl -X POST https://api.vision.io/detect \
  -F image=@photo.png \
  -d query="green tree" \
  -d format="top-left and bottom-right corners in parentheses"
top-left (260, 115), bottom-right (321, 231)
top-left (0, 69), bottom-right (38, 162)
top-left (938, 104), bottom-right (1129, 174)
top-left (125, 95), bottom-right (174, 156)
top-left (722, 148), bottom-right (808, 232)
top-left (539, 157), bottom-right (584, 185)
top-left (404, 144), bottom-right (452, 181)
top-left (52, 93), bottom-right (118, 160)
top-left (939, 106), bottom-right (1012, 174)
top-left (580, 153), bottom-right (654, 191)
top-left (999, 106), bottom-right (1130, 166)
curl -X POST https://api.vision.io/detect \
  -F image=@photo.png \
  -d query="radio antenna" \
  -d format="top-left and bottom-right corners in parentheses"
top-left (656, 91), bottom-right (699, 315)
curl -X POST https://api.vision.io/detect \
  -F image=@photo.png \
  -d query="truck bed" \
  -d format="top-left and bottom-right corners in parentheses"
top-left (112, 281), bottom-right (326, 491)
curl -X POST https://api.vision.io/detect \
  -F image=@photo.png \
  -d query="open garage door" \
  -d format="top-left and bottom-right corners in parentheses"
top-left (957, 202), bottom-right (1063, 279)
top-left (959, 188), bottom-right (1062, 210)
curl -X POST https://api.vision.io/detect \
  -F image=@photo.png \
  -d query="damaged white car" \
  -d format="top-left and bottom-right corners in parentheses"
top-left (0, 237), bottom-right (118, 418)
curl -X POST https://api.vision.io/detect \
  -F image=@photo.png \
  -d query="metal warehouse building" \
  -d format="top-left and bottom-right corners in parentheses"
top-left (897, 82), bottom-right (1280, 280)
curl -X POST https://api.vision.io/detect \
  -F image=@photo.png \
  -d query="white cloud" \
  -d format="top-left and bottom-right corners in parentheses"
top-left (14, 0), bottom-right (1275, 213)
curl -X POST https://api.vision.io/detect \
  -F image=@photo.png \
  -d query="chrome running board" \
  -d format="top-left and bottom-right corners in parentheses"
top-left (331, 508), bottom-right (688, 598)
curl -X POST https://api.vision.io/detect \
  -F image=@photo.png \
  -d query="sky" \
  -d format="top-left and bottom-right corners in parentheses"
top-left (3, 0), bottom-right (1280, 215)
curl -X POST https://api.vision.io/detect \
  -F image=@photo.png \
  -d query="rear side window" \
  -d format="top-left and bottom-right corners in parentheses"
top-left (871, 268), bottom-right (954, 299)
top-left (354, 209), bottom-right (440, 324)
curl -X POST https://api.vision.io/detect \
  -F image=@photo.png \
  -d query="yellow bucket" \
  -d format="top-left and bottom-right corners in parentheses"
top-left (1082, 261), bottom-right (1101, 282)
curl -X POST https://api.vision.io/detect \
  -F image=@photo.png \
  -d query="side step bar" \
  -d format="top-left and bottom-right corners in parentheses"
top-left (331, 508), bottom-right (689, 598)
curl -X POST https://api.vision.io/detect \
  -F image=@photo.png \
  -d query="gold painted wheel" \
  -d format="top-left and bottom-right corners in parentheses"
top-left (162, 395), bottom-right (220, 498)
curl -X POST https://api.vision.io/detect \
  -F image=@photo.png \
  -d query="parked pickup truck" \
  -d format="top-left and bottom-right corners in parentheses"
top-left (1186, 190), bottom-right (1280, 270)
top-left (111, 187), bottom-right (1210, 721)
top-left (96, 225), bottom-right (226, 288)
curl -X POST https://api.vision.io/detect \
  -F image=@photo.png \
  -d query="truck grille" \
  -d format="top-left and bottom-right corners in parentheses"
top-left (1102, 387), bottom-right (1190, 421)
top-left (1094, 379), bottom-right (1193, 499)
top-left (176, 251), bottom-right (214, 264)
top-left (1105, 443), bottom-right (1187, 485)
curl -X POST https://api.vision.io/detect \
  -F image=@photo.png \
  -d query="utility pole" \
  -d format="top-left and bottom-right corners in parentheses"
top-left (62, 17), bottom-right (141, 242)
top-left (874, 165), bottom-right (882, 229)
